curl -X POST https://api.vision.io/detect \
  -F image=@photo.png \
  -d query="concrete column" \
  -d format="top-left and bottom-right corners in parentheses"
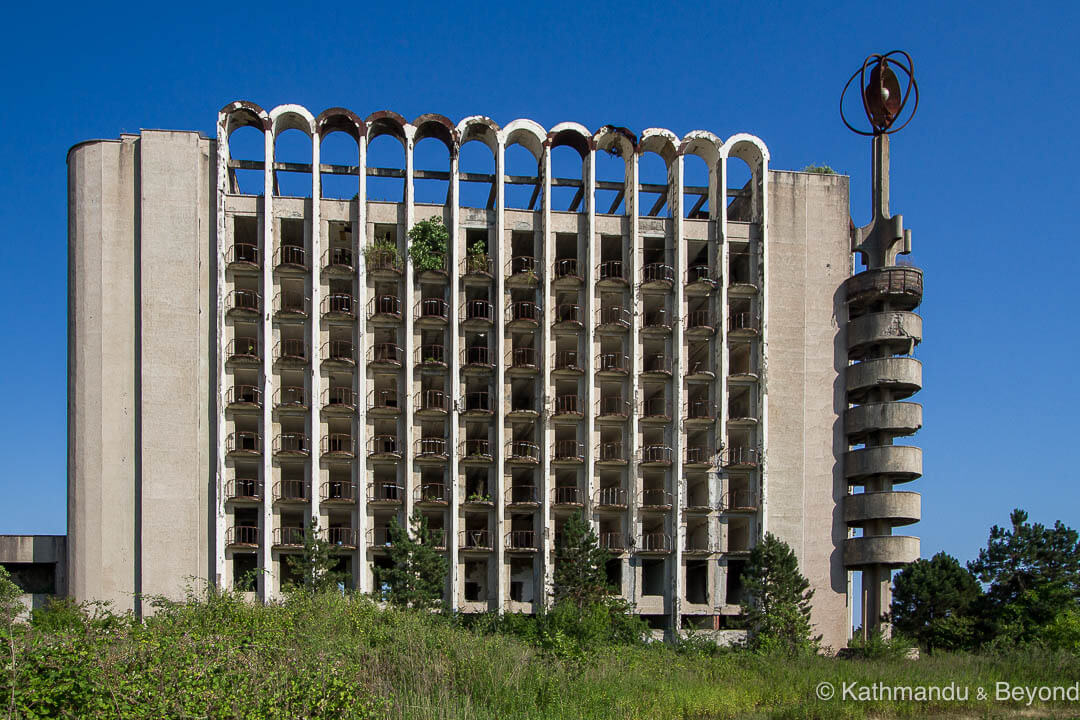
top-left (214, 115), bottom-right (230, 589)
top-left (583, 149), bottom-right (596, 533)
top-left (355, 134), bottom-right (370, 593)
top-left (492, 138), bottom-right (506, 610)
top-left (310, 132), bottom-right (322, 532)
top-left (670, 155), bottom-right (685, 631)
top-left (448, 147), bottom-right (461, 606)
top-left (626, 146), bottom-right (640, 603)
top-left (402, 127), bottom-right (416, 536)
top-left (260, 128), bottom-right (274, 600)
top-left (540, 145), bottom-right (554, 601)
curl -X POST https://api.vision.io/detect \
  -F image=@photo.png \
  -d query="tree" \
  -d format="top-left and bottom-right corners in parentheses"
top-left (373, 510), bottom-right (448, 610)
top-left (967, 508), bottom-right (1080, 643)
top-left (553, 511), bottom-right (611, 608)
top-left (739, 533), bottom-right (819, 654)
top-left (285, 519), bottom-right (349, 593)
top-left (891, 552), bottom-right (982, 653)
top-left (407, 217), bottom-right (449, 273)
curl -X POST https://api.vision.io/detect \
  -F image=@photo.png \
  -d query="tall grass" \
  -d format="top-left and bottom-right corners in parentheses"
top-left (3, 589), bottom-right (1079, 719)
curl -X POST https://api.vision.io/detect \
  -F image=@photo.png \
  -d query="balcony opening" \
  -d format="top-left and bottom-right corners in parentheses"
top-left (510, 379), bottom-right (536, 414)
top-left (464, 559), bottom-right (488, 602)
top-left (687, 241), bottom-right (710, 279)
top-left (510, 420), bottom-right (537, 445)
top-left (231, 553), bottom-right (257, 591)
top-left (231, 215), bottom-right (260, 263)
top-left (728, 343), bottom-right (757, 377)
top-left (641, 468), bottom-right (669, 506)
top-left (226, 124), bottom-right (264, 196)
top-left (320, 130), bottom-right (360, 200)
top-left (594, 144), bottom-right (627, 215)
top-left (460, 136), bottom-right (495, 210)
top-left (642, 558), bottom-right (666, 596)
top-left (599, 382), bottom-right (626, 417)
top-left (553, 469), bottom-right (580, 506)
top-left (510, 230), bottom-right (536, 270)
top-left (642, 236), bottom-right (669, 267)
top-left (367, 132), bottom-right (405, 203)
top-left (509, 557), bottom-right (535, 603)
top-left (726, 559), bottom-right (747, 606)
top-left (550, 143), bottom-right (585, 212)
top-left (464, 468), bottom-right (490, 503)
top-left (505, 142), bottom-right (541, 211)
top-left (599, 517), bottom-right (623, 552)
top-left (232, 506), bottom-right (259, 533)
top-left (554, 233), bottom-right (580, 275)
top-left (638, 150), bottom-right (670, 218)
top-left (686, 560), bottom-right (708, 604)
top-left (687, 341), bottom-right (712, 377)
top-left (273, 126), bottom-right (312, 198)
top-left (687, 519), bottom-right (710, 553)
top-left (686, 474), bottom-right (709, 508)
top-left (463, 513), bottom-right (491, 549)
top-left (683, 153), bottom-right (710, 219)
top-left (278, 217), bottom-right (306, 264)
top-left (422, 510), bottom-right (446, 549)
top-left (729, 247), bottom-right (755, 286)
top-left (643, 295), bottom-right (670, 331)
top-left (641, 383), bottom-right (669, 419)
top-left (729, 386), bottom-right (756, 420)
top-left (605, 558), bottom-right (622, 589)
top-left (553, 336), bottom-right (580, 371)
top-left (686, 430), bottom-right (715, 465)
top-left (599, 291), bottom-right (629, 329)
top-left (728, 518), bottom-right (753, 553)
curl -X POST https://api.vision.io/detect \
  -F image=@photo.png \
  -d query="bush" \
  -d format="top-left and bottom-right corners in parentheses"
top-left (407, 217), bottom-right (449, 273)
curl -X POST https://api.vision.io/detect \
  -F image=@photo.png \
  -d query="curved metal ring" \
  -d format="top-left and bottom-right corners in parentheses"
top-left (840, 50), bottom-right (919, 136)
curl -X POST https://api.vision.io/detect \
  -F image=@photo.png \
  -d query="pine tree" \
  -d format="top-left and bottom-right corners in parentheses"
top-left (891, 551), bottom-right (982, 653)
top-left (285, 518), bottom-right (348, 593)
top-left (373, 509), bottom-right (449, 610)
top-left (739, 532), bottom-right (819, 654)
top-left (552, 511), bottom-right (611, 608)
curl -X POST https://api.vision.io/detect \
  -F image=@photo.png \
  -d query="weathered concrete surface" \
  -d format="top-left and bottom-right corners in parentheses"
top-left (0, 535), bottom-right (67, 614)
top-left (845, 445), bottom-right (923, 484)
top-left (843, 491), bottom-right (920, 526)
top-left (844, 535), bottom-right (920, 567)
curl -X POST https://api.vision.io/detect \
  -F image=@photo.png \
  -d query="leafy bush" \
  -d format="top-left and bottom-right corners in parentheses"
top-left (407, 217), bottom-right (449, 273)
top-left (802, 163), bottom-right (837, 174)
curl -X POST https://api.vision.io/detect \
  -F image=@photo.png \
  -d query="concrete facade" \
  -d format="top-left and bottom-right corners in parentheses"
top-left (61, 102), bottom-right (925, 650)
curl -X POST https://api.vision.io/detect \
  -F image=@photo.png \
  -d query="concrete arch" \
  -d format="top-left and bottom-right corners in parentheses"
top-left (679, 130), bottom-right (723, 166)
top-left (219, 100), bottom-right (270, 136)
top-left (413, 113), bottom-right (459, 156)
top-left (593, 125), bottom-right (638, 156)
top-left (639, 128), bottom-right (679, 166)
top-left (546, 122), bottom-right (594, 156)
top-left (502, 119), bottom-right (546, 160)
top-left (723, 132), bottom-right (770, 165)
top-left (457, 116), bottom-right (501, 153)
top-left (269, 104), bottom-right (315, 137)
top-left (316, 107), bottom-right (365, 141)
top-left (366, 110), bottom-right (408, 145)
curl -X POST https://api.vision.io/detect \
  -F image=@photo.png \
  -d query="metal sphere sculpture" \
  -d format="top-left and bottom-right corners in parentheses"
top-left (841, 51), bottom-right (919, 136)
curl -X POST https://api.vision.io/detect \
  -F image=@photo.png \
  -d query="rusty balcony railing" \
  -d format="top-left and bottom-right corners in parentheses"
top-left (274, 386), bottom-right (307, 409)
top-left (368, 481), bottom-right (404, 503)
top-left (642, 353), bottom-right (672, 375)
top-left (729, 312), bottom-right (761, 333)
top-left (685, 446), bottom-right (717, 466)
top-left (428, 529), bottom-right (447, 550)
top-left (323, 386), bottom-right (358, 410)
top-left (463, 346), bottom-right (494, 368)
top-left (506, 530), bottom-right (537, 551)
top-left (417, 344), bottom-right (447, 367)
top-left (553, 440), bottom-right (585, 461)
top-left (508, 300), bottom-right (540, 325)
top-left (598, 396), bottom-right (630, 418)
top-left (321, 433), bottom-right (354, 457)
top-left (275, 291), bottom-right (309, 317)
top-left (641, 397), bottom-right (672, 420)
top-left (509, 346), bottom-right (538, 370)
top-left (600, 532), bottom-right (627, 551)
top-left (368, 294), bottom-right (402, 319)
top-left (415, 482), bottom-right (449, 505)
top-left (274, 479), bottom-right (308, 503)
top-left (460, 529), bottom-right (493, 551)
top-left (597, 259), bottom-right (627, 284)
top-left (553, 257), bottom-right (582, 281)
top-left (721, 490), bottom-right (759, 511)
top-left (506, 485), bottom-right (538, 505)
top-left (507, 441), bottom-right (541, 463)
top-left (225, 478), bottom-right (262, 501)
top-left (226, 384), bottom-right (262, 407)
top-left (276, 338), bottom-right (307, 363)
top-left (639, 445), bottom-right (674, 465)
top-left (368, 389), bottom-right (400, 412)
top-left (553, 486), bottom-right (582, 505)
top-left (554, 304), bottom-right (584, 327)
top-left (553, 350), bottom-right (582, 372)
top-left (687, 264), bottom-right (719, 287)
top-left (640, 489), bottom-right (672, 510)
top-left (638, 533), bottom-right (672, 552)
top-left (508, 255), bottom-right (539, 279)
top-left (461, 439), bottom-right (492, 459)
top-left (554, 395), bottom-right (583, 416)
top-left (463, 391), bottom-right (493, 414)
top-left (414, 437), bottom-right (449, 458)
top-left (277, 244), bottom-right (307, 269)
top-left (415, 297), bottom-right (450, 322)
top-left (642, 262), bottom-right (675, 285)
top-left (686, 399), bottom-right (717, 421)
top-left (723, 447), bottom-right (760, 468)
top-left (226, 431), bottom-right (261, 455)
top-left (226, 289), bottom-right (261, 315)
top-left (463, 253), bottom-right (494, 278)
top-left (596, 486), bottom-right (628, 508)
top-left (366, 247), bottom-right (402, 274)
top-left (321, 481), bottom-right (358, 503)
top-left (643, 308), bottom-right (672, 331)
top-left (597, 442), bottom-right (626, 463)
top-left (226, 525), bottom-right (259, 546)
top-left (464, 299), bottom-right (494, 324)
top-left (274, 526), bottom-right (305, 547)
top-left (323, 340), bottom-right (354, 363)
top-left (226, 243), bottom-right (259, 268)
top-left (367, 435), bottom-right (401, 458)
top-left (369, 343), bottom-right (403, 367)
top-left (417, 389), bottom-right (450, 413)
top-left (273, 433), bottom-right (309, 456)
top-left (226, 337), bottom-right (259, 363)
top-left (367, 527), bottom-right (394, 549)
top-left (322, 293), bottom-right (356, 319)
top-left (686, 310), bottom-right (716, 333)
top-left (598, 306), bottom-right (631, 329)
top-left (596, 352), bottom-right (629, 374)
top-left (416, 253), bottom-right (448, 277)
top-left (326, 527), bottom-right (358, 548)
top-left (685, 535), bottom-right (714, 554)
top-left (324, 246), bottom-right (354, 271)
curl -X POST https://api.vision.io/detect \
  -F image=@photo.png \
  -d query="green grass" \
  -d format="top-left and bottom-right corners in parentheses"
top-left (4, 591), bottom-right (1080, 719)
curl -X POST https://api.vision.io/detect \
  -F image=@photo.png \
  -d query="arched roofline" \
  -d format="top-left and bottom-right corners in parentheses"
top-left (723, 133), bottom-right (770, 165)
top-left (457, 116), bottom-right (501, 152)
top-left (270, 104), bottom-right (315, 137)
top-left (219, 101), bottom-right (270, 134)
top-left (546, 122), bottom-right (594, 156)
top-left (594, 125), bottom-right (638, 156)
top-left (639, 128), bottom-right (679, 165)
top-left (678, 130), bottom-right (723, 166)
top-left (502, 119), bottom-right (546, 160)
top-left (366, 110), bottom-right (408, 145)
top-left (412, 113), bottom-right (459, 156)
top-left (316, 107), bottom-right (365, 141)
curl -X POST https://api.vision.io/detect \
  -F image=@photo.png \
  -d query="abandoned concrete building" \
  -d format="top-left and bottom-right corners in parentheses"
top-left (51, 101), bottom-right (924, 649)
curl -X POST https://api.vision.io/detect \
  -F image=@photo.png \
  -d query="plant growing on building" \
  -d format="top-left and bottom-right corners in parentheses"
top-left (284, 519), bottom-right (349, 594)
top-left (466, 237), bottom-right (489, 273)
top-left (363, 238), bottom-right (399, 267)
top-left (373, 510), bottom-right (448, 610)
top-left (802, 164), bottom-right (837, 174)
top-left (407, 217), bottom-right (449, 273)
top-left (739, 532), bottom-right (820, 655)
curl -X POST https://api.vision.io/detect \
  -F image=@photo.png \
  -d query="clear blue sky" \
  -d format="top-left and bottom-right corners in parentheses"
top-left (0, 0), bottom-right (1076, 568)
